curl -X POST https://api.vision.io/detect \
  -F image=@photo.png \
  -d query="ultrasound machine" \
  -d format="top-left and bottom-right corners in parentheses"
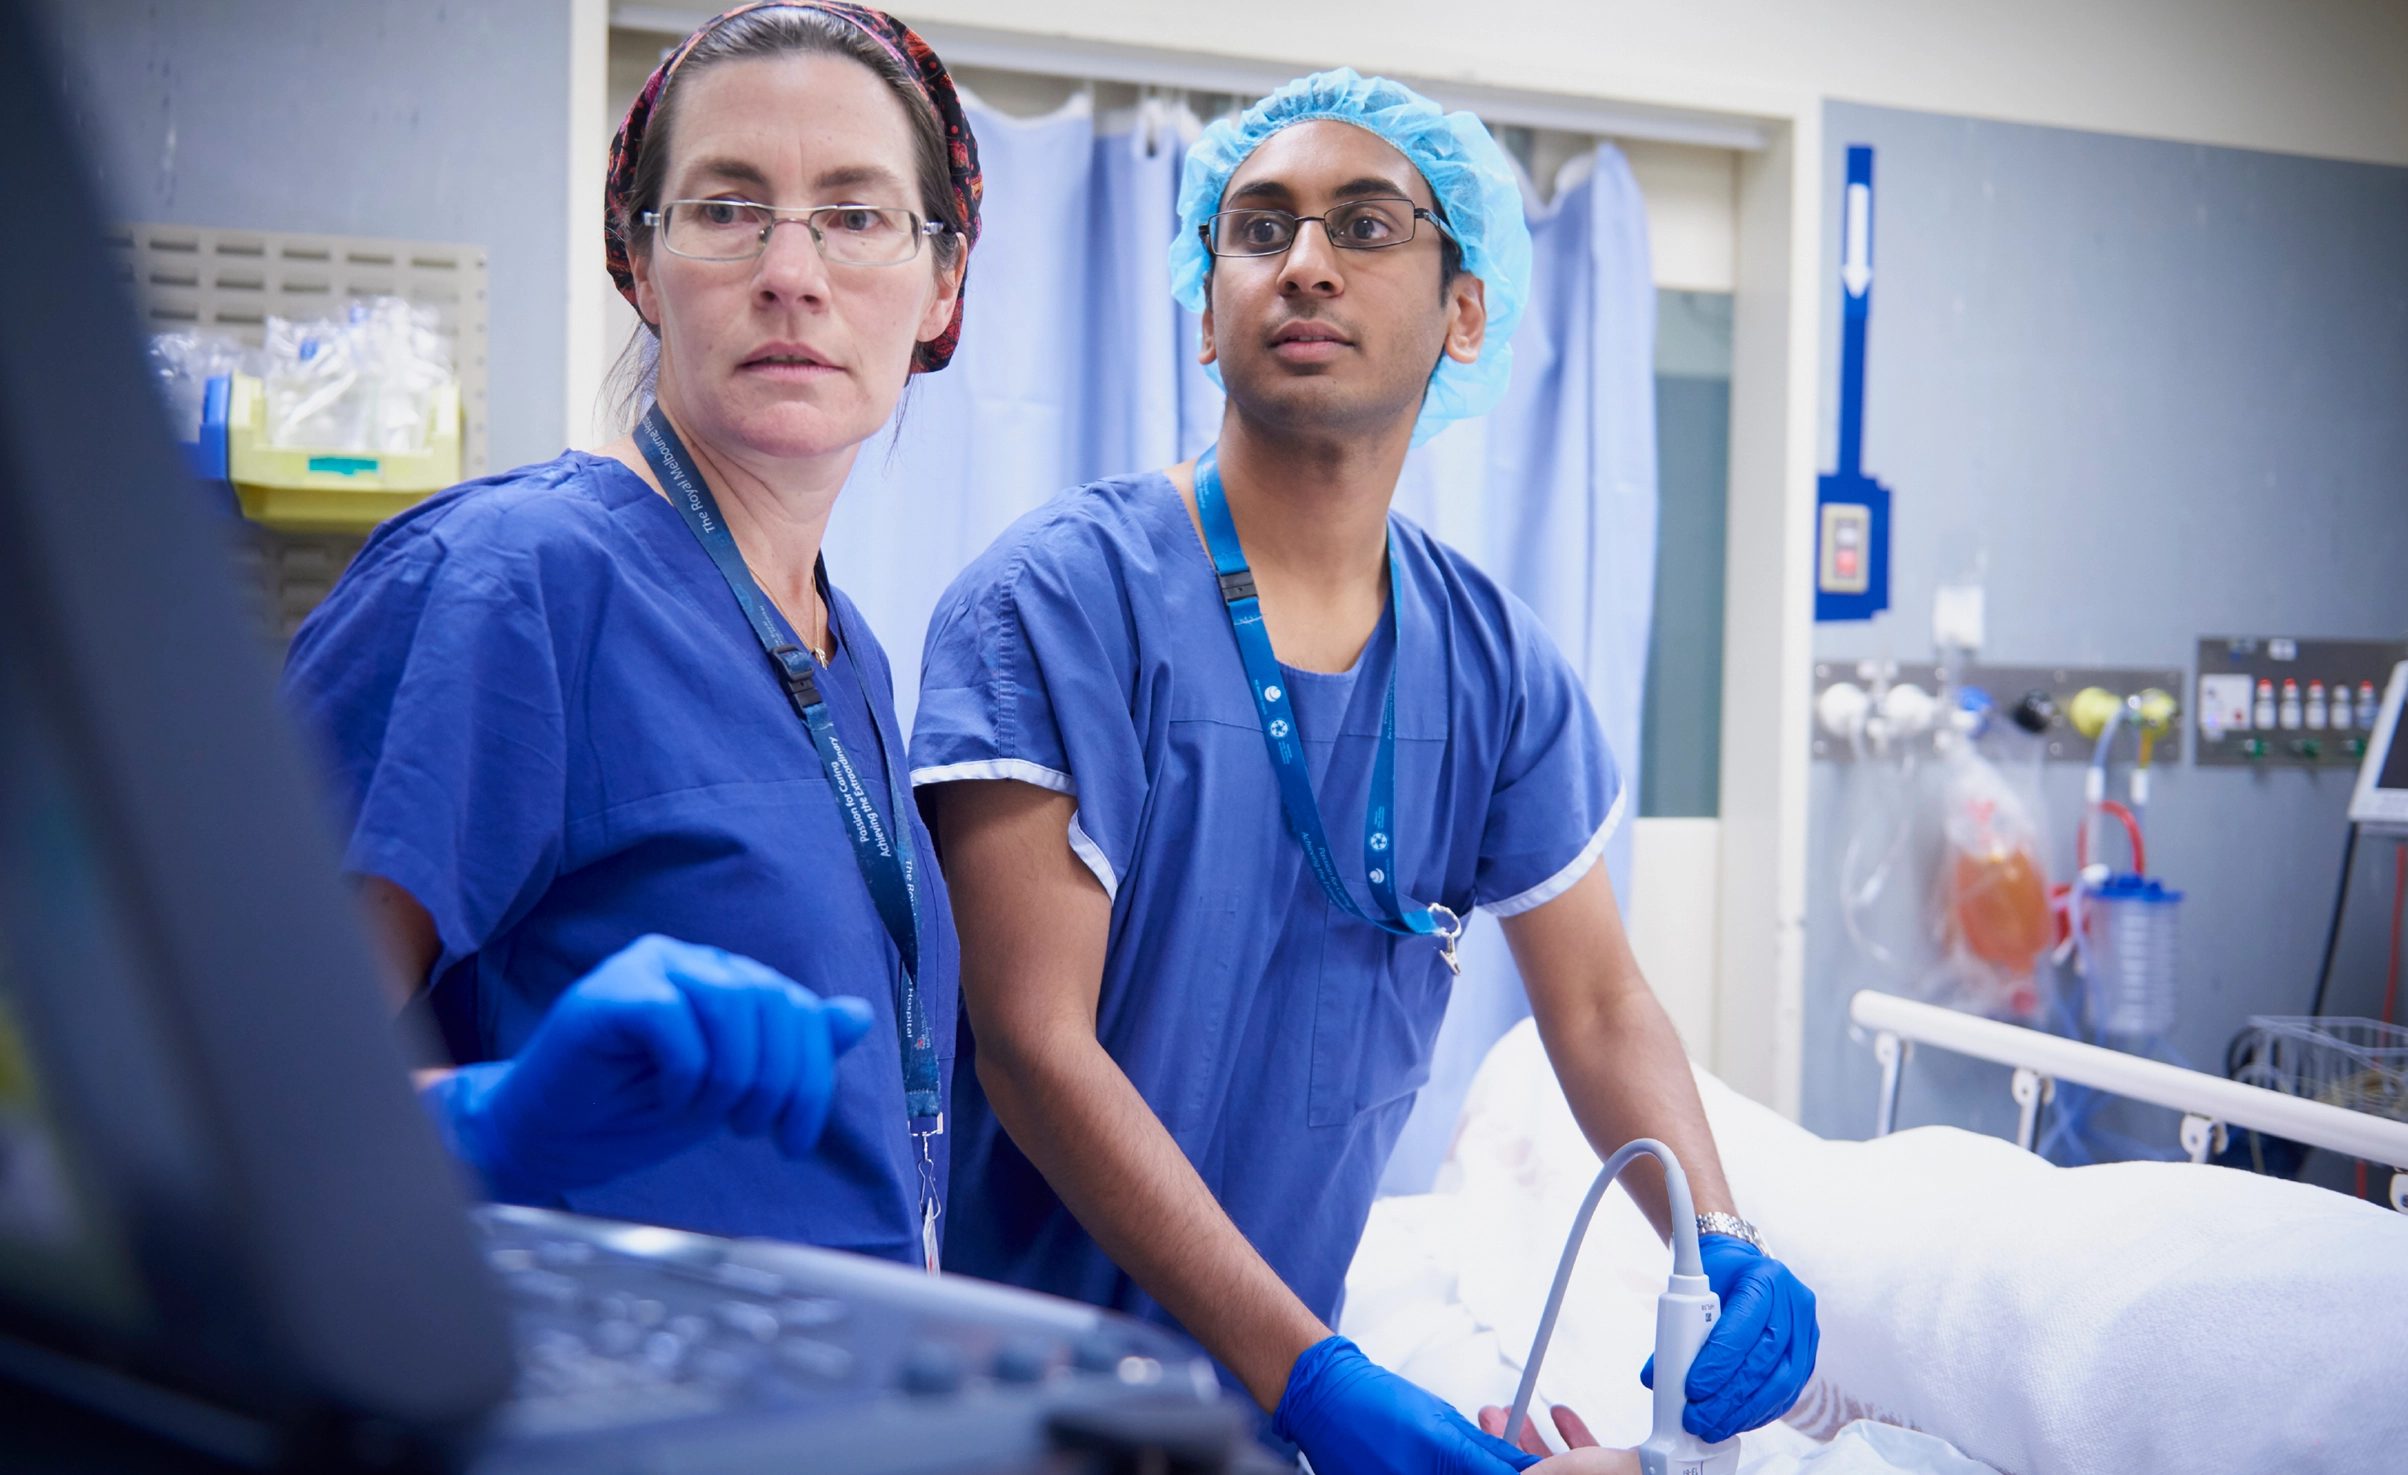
top-left (0, 5), bottom-right (1254, 1470)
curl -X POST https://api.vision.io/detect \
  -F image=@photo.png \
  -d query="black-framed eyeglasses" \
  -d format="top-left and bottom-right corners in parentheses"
top-left (643, 199), bottom-right (949, 267)
top-left (1199, 198), bottom-right (1456, 258)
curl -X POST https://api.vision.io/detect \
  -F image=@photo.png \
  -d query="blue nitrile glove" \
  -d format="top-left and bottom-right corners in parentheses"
top-left (419, 934), bottom-right (876, 1203)
top-left (1274, 1336), bottom-right (1538, 1475)
top-left (1640, 1234), bottom-right (1819, 1443)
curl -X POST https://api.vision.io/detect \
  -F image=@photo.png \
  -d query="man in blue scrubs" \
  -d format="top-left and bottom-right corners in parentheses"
top-left (913, 72), bottom-right (1816, 1473)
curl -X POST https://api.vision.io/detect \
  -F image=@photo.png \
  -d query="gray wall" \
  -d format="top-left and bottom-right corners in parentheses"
top-left (1801, 102), bottom-right (2408, 1157)
top-left (42, 0), bottom-right (571, 472)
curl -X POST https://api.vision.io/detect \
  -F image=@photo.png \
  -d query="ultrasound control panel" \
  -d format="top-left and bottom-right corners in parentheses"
top-left (470, 1207), bottom-right (1245, 1475)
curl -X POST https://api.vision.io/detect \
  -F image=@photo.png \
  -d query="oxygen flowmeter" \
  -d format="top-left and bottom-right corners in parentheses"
top-left (1502, 1139), bottom-right (1740, 1475)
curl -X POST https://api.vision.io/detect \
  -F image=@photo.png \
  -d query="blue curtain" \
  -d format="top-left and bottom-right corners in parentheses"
top-left (827, 94), bottom-right (1218, 712)
top-left (1379, 150), bottom-right (1659, 1193)
top-left (826, 98), bottom-right (1658, 1196)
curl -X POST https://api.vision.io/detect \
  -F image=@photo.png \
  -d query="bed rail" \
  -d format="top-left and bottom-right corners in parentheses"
top-left (1848, 989), bottom-right (2408, 1213)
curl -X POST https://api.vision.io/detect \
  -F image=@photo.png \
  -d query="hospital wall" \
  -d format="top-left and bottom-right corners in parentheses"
top-left (1800, 100), bottom-right (2408, 1147)
top-left (892, 0), bottom-right (2408, 170)
top-left (38, 0), bottom-right (579, 474)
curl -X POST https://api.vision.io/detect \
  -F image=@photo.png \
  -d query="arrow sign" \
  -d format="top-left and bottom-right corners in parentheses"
top-left (1842, 181), bottom-right (1873, 297)
top-left (1817, 145), bottom-right (1891, 622)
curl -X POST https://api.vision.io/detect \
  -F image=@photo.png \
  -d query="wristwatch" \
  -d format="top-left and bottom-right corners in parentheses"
top-left (1695, 1211), bottom-right (1766, 1252)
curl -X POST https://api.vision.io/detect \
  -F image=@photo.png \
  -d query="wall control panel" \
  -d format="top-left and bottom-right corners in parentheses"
top-left (2194, 636), bottom-right (2407, 768)
top-left (1818, 503), bottom-right (1873, 595)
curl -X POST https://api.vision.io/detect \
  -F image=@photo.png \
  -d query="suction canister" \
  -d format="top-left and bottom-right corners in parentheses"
top-left (2087, 873), bottom-right (2181, 1037)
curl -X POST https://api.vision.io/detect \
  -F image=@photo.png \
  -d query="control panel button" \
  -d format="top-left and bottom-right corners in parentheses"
top-left (1072, 1331), bottom-right (1125, 1374)
top-left (899, 1341), bottom-right (966, 1397)
top-left (993, 1338), bottom-right (1053, 1385)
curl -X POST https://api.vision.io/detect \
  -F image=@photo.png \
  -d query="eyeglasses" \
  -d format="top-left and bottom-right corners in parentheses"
top-left (1199, 198), bottom-right (1455, 258)
top-left (644, 199), bottom-right (949, 267)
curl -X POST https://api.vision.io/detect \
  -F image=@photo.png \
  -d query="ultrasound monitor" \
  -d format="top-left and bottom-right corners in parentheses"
top-left (2348, 661), bottom-right (2408, 834)
top-left (0, 0), bottom-right (517, 1455)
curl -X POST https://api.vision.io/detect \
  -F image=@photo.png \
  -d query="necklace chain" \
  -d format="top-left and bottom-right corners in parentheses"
top-left (745, 557), bottom-right (829, 664)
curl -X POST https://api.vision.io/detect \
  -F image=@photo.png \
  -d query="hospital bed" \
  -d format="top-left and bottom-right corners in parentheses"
top-left (1340, 1012), bottom-right (2408, 1475)
top-left (1852, 990), bottom-right (2408, 1209)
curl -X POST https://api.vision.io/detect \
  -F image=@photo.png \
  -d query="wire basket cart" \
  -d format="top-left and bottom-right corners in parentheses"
top-left (2230, 1016), bottom-right (2408, 1125)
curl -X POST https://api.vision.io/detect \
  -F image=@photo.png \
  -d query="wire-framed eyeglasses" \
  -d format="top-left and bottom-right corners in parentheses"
top-left (1200, 198), bottom-right (1456, 258)
top-left (644, 199), bottom-right (949, 267)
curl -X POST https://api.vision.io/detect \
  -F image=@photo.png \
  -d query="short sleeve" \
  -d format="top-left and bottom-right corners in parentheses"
top-left (283, 541), bottom-right (570, 976)
top-left (911, 519), bottom-right (1150, 899)
top-left (1473, 608), bottom-right (1625, 917)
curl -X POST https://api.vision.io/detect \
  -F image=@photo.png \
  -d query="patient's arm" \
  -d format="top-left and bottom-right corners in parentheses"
top-left (1498, 860), bottom-right (1738, 1236)
top-left (1477, 1404), bottom-right (1639, 1475)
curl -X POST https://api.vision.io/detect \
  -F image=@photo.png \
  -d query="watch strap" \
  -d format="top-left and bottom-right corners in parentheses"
top-left (1695, 1211), bottom-right (1766, 1252)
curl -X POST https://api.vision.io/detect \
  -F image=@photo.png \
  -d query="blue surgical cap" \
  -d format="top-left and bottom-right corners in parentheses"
top-left (1171, 68), bottom-right (1530, 447)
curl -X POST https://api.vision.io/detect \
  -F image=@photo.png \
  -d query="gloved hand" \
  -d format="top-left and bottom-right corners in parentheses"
top-left (1639, 1233), bottom-right (1819, 1443)
top-left (419, 934), bottom-right (876, 1203)
top-left (1275, 1335), bottom-right (1539, 1475)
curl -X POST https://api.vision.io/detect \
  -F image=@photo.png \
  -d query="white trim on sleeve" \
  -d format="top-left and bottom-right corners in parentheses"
top-left (1065, 814), bottom-right (1120, 901)
top-left (908, 758), bottom-right (1076, 795)
top-left (907, 757), bottom-right (1116, 899)
top-left (1479, 786), bottom-right (1628, 918)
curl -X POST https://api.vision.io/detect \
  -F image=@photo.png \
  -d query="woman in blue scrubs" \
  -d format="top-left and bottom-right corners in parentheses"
top-left (283, 2), bottom-right (982, 1267)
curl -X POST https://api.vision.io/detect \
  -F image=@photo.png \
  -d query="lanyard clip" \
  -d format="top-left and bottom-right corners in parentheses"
top-left (769, 643), bottom-right (821, 714)
top-left (1428, 904), bottom-right (1462, 976)
top-left (913, 1125), bottom-right (943, 1276)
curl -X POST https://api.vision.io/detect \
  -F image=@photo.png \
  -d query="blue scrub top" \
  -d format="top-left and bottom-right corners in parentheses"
top-left (910, 470), bottom-right (1620, 1330)
top-left (284, 451), bottom-right (955, 1263)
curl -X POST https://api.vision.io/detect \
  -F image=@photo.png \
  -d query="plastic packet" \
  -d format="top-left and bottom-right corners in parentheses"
top-left (1928, 740), bottom-right (2052, 1019)
top-left (146, 330), bottom-right (252, 442)
top-left (262, 297), bottom-right (453, 453)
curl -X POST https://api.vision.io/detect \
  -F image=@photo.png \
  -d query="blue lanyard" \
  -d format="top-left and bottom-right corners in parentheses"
top-left (637, 405), bottom-right (946, 1265)
top-left (1192, 446), bottom-right (1460, 974)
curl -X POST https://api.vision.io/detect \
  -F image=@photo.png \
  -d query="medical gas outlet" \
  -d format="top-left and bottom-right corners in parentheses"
top-left (1811, 660), bottom-right (2186, 763)
top-left (2195, 636), bottom-right (2407, 768)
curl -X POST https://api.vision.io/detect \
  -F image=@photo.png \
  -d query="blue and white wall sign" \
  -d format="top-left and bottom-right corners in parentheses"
top-left (1816, 144), bottom-right (1893, 622)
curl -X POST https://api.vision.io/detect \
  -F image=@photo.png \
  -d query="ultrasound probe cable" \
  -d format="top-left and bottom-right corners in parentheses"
top-left (1503, 1139), bottom-right (1740, 1475)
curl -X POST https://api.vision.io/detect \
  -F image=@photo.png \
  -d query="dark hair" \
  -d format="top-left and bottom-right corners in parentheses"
top-left (1434, 206), bottom-right (1465, 303)
top-left (605, 6), bottom-right (968, 428)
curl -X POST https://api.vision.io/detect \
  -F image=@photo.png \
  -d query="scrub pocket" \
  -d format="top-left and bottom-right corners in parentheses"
top-left (1140, 895), bottom-right (1241, 1137)
top-left (1306, 918), bottom-right (1453, 1128)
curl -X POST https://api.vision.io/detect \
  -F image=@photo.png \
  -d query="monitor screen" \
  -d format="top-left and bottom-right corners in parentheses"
top-left (2381, 698), bottom-right (2408, 793)
top-left (0, 974), bottom-right (140, 1329)
top-left (2351, 660), bottom-right (2408, 828)
top-left (0, 637), bottom-right (234, 1355)
top-left (0, 0), bottom-right (515, 1439)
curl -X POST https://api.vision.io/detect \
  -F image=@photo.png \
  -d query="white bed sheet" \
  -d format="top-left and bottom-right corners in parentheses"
top-left (1341, 1019), bottom-right (2408, 1475)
